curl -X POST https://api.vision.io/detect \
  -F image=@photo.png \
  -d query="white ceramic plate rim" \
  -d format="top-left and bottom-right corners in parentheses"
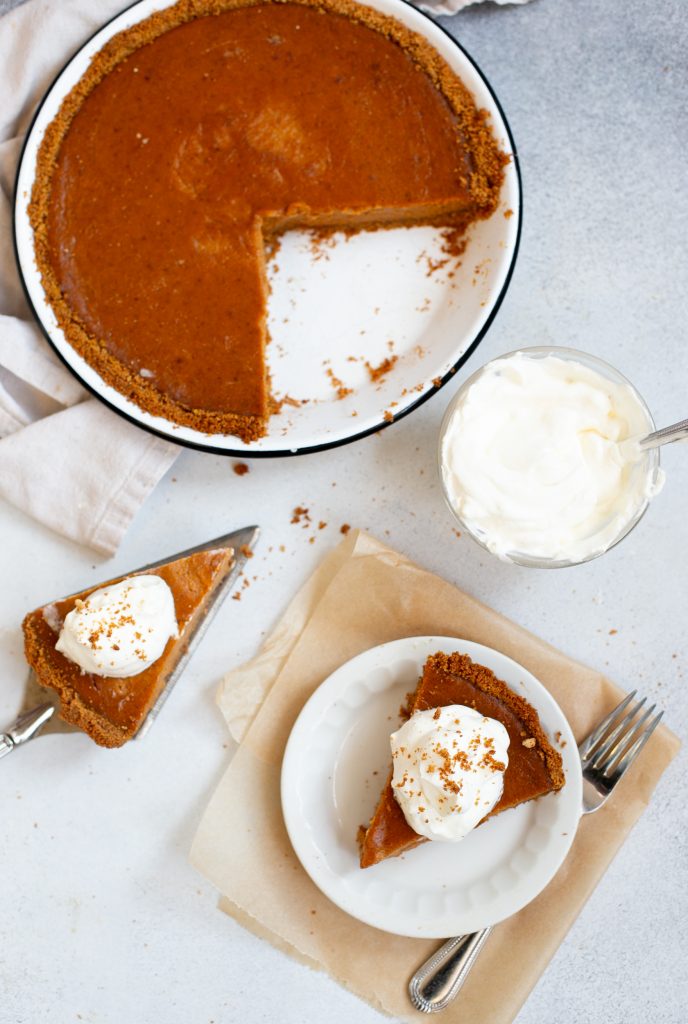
top-left (281, 636), bottom-right (582, 937)
top-left (13, 0), bottom-right (521, 457)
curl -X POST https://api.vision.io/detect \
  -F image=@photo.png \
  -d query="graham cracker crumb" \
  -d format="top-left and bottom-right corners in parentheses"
top-left (365, 354), bottom-right (398, 383)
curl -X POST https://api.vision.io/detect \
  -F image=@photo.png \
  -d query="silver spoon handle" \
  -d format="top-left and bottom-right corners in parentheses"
top-left (408, 927), bottom-right (493, 1013)
top-left (637, 417), bottom-right (688, 451)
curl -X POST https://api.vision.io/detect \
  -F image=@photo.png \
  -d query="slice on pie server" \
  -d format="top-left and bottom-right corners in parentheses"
top-left (21, 527), bottom-right (258, 748)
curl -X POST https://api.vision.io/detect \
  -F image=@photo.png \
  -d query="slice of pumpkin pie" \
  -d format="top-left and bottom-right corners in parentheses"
top-left (358, 651), bottom-right (565, 868)
top-left (22, 547), bottom-right (235, 748)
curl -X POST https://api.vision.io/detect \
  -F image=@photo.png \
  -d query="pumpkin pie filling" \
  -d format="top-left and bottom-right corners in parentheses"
top-left (30, 0), bottom-right (507, 441)
top-left (358, 651), bottom-right (565, 868)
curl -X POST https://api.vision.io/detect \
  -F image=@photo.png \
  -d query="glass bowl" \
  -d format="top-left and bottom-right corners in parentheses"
top-left (437, 346), bottom-right (663, 568)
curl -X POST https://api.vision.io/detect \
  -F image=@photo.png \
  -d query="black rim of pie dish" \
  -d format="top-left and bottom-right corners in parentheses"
top-left (13, 0), bottom-right (523, 460)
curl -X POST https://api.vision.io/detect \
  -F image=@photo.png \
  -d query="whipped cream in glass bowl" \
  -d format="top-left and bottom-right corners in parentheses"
top-left (438, 347), bottom-right (664, 567)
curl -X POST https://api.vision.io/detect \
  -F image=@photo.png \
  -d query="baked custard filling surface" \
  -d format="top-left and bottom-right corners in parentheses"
top-left (30, 0), bottom-right (507, 441)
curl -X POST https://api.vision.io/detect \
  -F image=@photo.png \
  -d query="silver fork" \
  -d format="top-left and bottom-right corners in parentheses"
top-left (409, 690), bottom-right (664, 1013)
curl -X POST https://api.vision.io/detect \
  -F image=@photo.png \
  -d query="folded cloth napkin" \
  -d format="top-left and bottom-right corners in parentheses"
top-left (0, 0), bottom-right (178, 556)
top-left (191, 530), bottom-right (679, 1024)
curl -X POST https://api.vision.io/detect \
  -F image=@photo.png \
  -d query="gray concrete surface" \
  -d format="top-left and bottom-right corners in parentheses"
top-left (1, 1), bottom-right (686, 1022)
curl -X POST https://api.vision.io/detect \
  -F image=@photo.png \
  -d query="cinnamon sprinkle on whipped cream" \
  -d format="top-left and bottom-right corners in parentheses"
top-left (55, 575), bottom-right (178, 678)
top-left (390, 704), bottom-right (510, 841)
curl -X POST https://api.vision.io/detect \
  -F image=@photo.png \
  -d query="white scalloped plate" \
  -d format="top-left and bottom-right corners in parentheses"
top-left (281, 636), bottom-right (581, 937)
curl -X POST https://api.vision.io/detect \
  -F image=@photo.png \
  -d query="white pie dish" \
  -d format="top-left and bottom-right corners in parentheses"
top-left (13, 0), bottom-right (521, 457)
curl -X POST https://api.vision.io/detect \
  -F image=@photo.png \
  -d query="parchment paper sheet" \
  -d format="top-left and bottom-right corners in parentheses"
top-left (191, 530), bottom-right (679, 1023)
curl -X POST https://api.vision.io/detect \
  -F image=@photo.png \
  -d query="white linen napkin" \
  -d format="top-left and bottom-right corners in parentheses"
top-left (0, 0), bottom-right (179, 556)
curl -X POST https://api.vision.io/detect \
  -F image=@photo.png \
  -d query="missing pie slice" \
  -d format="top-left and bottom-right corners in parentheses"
top-left (358, 651), bottom-right (565, 868)
top-left (22, 547), bottom-right (235, 748)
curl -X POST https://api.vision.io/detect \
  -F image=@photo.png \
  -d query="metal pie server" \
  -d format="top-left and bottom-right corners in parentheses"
top-left (0, 525), bottom-right (259, 758)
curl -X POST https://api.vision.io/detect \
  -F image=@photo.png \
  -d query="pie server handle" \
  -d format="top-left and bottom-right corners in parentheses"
top-left (408, 927), bottom-right (493, 1013)
top-left (0, 704), bottom-right (56, 759)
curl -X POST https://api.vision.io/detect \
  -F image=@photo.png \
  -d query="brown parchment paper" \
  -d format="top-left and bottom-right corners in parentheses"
top-left (190, 530), bottom-right (680, 1024)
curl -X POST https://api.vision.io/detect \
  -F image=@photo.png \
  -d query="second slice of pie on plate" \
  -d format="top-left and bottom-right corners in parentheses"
top-left (358, 651), bottom-right (565, 868)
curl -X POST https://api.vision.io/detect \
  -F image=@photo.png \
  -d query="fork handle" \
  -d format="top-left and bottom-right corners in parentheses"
top-left (0, 704), bottom-right (56, 759)
top-left (408, 927), bottom-right (493, 1013)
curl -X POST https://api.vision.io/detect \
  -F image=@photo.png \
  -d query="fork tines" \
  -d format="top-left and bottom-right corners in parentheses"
top-left (579, 689), bottom-right (664, 780)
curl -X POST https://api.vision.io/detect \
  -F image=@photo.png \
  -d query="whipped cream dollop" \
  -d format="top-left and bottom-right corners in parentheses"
top-left (391, 705), bottom-right (510, 842)
top-left (441, 352), bottom-right (664, 562)
top-left (55, 575), bottom-right (178, 678)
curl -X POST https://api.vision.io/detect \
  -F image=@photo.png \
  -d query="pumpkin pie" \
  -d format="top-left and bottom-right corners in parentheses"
top-left (358, 651), bottom-right (565, 868)
top-left (22, 547), bottom-right (235, 748)
top-left (29, 0), bottom-right (507, 441)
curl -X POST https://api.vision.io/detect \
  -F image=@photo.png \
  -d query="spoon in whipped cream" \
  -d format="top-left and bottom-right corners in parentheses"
top-left (623, 416), bottom-right (688, 456)
top-left (439, 348), bottom-right (666, 565)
